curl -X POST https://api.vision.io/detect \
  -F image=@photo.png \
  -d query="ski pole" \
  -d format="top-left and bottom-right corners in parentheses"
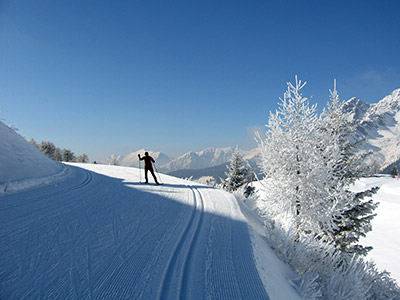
top-left (153, 163), bottom-right (163, 184)
top-left (138, 157), bottom-right (142, 183)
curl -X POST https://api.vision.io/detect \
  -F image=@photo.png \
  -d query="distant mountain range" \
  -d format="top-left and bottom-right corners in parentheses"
top-left (110, 88), bottom-right (400, 182)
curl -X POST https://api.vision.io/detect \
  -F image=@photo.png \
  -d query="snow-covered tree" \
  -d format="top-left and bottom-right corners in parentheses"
top-left (39, 141), bottom-right (56, 159)
top-left (62, 149), bottom-right (76, 162)
top-left (257, 77), bottom-right (345, 240)
top-left (77, 153), bottom-right (89, 163)
top-left (220, 150), bottom-right (254, 197)
top-left (255, 78), bottom-right (395, 299)
top-left (321, 82), bottom-right (379, 256)
top-left (53, 147), bottom-right (62, 161)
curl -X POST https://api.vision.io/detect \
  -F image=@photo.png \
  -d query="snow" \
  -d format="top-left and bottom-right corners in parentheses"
top-left (346, 88), bottom-right (400, 170)
top-left (0, 126), bottom-right (303, 299)
top-left (353, 176), bottom-right (400, 283)
top-left (2, 118), bottom-right (398, 298)
top-left (0, 121), bottom-right (67, 193)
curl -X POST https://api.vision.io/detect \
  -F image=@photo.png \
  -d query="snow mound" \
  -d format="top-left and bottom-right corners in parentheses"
top-left (0, 121), bottom-right (67, 194)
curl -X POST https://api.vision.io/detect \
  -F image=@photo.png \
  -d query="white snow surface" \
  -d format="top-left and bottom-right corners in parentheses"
top-left (0, 121), bottom-right (67, 193)
top-left (353, 176), bottom-right (400, 283)
top-left (0, 161), bottom-right (303, 299)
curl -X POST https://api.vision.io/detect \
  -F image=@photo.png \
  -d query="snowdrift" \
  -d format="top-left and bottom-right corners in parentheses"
top-left (0, 121), bottom-right (67, 193)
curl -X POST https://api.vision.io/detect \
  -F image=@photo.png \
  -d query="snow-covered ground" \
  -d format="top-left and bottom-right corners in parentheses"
top-left (353, 176), bottom-right (400, 283)
top-left (0, 121), bottom-right (67, 193)
top-left (0, 160), bottom-right (303, 299)
top-left (0, 121), bottom-right (306, 299)
top-left (1, 121), bottom-right (398, 298)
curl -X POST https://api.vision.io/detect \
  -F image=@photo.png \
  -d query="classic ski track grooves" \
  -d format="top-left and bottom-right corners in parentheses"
top-left (157, 185), bottom-right (205, 300)
top-left (1, 166), bottom-right (273, 300)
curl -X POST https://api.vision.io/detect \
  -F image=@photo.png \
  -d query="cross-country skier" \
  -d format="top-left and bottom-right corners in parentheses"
top-left (138, 152), bottom-right (159, 184)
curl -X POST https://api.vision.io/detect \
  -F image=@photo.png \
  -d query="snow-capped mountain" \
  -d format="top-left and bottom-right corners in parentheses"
top-left (160, 147), bottom-right (234, 172)
top-left (344, 88), bottom-right (400, 171)
top-left (120, 149), bottom-right (172, 168)
top-left (160, 147), bottom-right (261, 173)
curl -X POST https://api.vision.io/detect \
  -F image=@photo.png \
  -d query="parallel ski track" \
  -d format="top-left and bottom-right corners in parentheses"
top-left (157, 184), bottom-right (205, 300)
top-left (1, 168), bottom-right (271, 300)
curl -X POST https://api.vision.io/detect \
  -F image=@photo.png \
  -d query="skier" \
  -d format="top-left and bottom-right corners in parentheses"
top-left (138, 152), bottom-right (159, 184)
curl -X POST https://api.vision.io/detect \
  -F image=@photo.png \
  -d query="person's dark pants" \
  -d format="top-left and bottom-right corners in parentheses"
top-left (145, 166), bottom-right (158, 184)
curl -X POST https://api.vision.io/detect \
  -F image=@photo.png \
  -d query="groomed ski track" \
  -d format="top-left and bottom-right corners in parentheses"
top-left (0, 163), bottom-right (270, 299)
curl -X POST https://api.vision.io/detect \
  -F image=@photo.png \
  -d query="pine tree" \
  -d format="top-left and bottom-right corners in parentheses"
top-left (53, 147), bottom-right (62, 161)
top-left (257, 77), bottom-right (345, 238)
top-left (321, 82), bottom-right (379, 256)
top-left (333, 188), bottom-right (379, 256)
top-left (220, 150), bottom-right (254, 196)
top-left (39, 141), bottom-right (56, 159)
top-left (62, 149), bottom-right (76, 162)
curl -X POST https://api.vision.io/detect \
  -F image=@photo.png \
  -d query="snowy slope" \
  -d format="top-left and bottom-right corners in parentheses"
top-left (0, 121), bottom-right (66, 192)
top-left (0, 127), bottom-right (303, 299)
top-left (0, 163), bottom-right (303, 299)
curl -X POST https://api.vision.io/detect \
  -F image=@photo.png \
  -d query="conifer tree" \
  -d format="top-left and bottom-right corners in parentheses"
top-left (53, 147), bottom-right (62, 161)
top-left (62, 149), bottom-right (76, 162)
top-left (257, 77), bottom-right (345, 238)
top-left (39, 141), bottom-right (56, 159)
top-left (221, 150), bottom-right (254, 197)
top-left (321, 82), bottom-right (378, 256)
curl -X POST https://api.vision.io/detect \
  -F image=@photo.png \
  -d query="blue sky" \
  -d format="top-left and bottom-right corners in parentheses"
top-left (1, 0), bottom-right (400, 161)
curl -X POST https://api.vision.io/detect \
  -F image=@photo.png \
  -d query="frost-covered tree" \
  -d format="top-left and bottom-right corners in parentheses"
top-left (39, 141), bottom-right (56, 159)
top-left (220, 150), bottom-right (254, 197)
top-left (62, 149), bottom-right (76, 162)
top-left (77, 153), bottom-right (89, 163)
top-left (53, 147), bottom-right (62, 161)
top-left (255, 78), bottom-right (396, 299)
top-left (321, 82), bottom-right (379, 256)
top-left (257, 77), bottom-right (345, 239)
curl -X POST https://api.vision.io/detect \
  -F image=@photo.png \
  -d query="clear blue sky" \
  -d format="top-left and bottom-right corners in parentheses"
top-left (1, 0), bottom-right (399, 161)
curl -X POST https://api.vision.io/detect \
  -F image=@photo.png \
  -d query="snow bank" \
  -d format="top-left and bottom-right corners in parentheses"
top-left (0, 121), bottom-right (68, 194)
top-left (236, 196), bottom-right (303, 300)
